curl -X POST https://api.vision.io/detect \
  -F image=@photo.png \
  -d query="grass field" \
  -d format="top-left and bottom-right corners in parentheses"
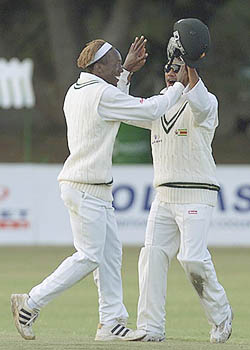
top-left (0, 246), bottom-right (250, 350)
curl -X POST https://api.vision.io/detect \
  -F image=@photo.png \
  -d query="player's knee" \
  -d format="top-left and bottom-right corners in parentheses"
top-left (145, 243), bottom-right (176, 261)
top-left (178, 259), bottom-right (207, 297)
top-left (73, 250), bottom-right (102, 269)
top-left (140, 245), bottom-right (170, 267)
top-left (87, 259), bottom-right (100, 272)
top-left (178, 255), bottom-right (207, 269)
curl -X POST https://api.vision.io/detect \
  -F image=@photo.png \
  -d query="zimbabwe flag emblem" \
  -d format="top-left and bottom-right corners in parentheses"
top-left (175, 128), bottom-right (188, 136)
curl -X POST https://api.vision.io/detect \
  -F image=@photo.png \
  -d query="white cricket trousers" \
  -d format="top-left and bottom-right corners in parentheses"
top-left (29, 183), bottom-right (128, 325)
top-left (137, 198), bottom-right (230, 336)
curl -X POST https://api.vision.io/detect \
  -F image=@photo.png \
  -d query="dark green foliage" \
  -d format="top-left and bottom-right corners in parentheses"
top-left (0, 0), bottom-right (249, 163)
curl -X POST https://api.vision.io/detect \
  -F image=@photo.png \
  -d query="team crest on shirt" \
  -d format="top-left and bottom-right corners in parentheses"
top-left (152, 134), bottom-right (162, 145)
top-left (175, 128), bottom-right (188, 136)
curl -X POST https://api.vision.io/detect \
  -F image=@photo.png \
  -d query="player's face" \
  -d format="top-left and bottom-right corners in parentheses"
top-left (164, 58), bottom-right (184, 88)
top-left (99, 49), bottom-right (123, 86)
top-left (164, 64), bottom-right (182, 87)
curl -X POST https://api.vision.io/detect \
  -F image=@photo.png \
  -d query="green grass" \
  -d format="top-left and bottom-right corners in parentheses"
top-left (0, 246), bottom-right (250, 350)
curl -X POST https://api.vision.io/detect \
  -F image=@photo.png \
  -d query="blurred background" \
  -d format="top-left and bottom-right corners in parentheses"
top-left (1, 2), bottom-right (250, 346)
top-left (1, 0), bottom-right (250, 164)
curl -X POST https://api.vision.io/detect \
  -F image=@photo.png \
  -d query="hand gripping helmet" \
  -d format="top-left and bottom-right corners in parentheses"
top-left (166, 18), bottom-right (211, 70)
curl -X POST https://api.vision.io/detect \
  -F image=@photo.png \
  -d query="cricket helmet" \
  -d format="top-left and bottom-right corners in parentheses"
top-left (167, 18), bottom-right (211, 68)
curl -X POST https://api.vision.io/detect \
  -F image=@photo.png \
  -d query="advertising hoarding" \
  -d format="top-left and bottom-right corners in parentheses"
top-left (0, 164), bottom-right (249, 246)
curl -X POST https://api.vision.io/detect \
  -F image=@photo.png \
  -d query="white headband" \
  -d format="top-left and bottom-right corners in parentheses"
top-left (86, 42), bottom-right (113, 67)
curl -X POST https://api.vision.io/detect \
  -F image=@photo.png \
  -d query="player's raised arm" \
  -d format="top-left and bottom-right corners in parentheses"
top-left (184, 67), bottom-right (218, 127)
top-left (117, 35), bottom-right (148, 93)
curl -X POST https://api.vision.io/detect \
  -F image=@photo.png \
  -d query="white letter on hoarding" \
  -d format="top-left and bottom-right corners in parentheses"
top-left (0, 58), bottom-right (35, 109)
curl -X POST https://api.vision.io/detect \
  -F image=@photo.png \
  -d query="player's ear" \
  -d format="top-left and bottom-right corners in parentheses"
top-left (93, 62), bottom-right (104, 75)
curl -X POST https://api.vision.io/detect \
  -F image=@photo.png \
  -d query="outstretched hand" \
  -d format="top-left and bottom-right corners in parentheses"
top-left (187, 66), bottom-right (199, 89)
top-left (123, 36), bottom-right (148, 73)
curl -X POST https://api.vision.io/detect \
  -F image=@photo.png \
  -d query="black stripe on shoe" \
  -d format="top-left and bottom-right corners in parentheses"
top-left (114, 326), bottom-right (125, 335)
top-left (20, 308), bottom-right (32, 317)
top-left (121, 328), bottom-right (130, 337)
top-left (19, 314), bottom-right (31, 322)
top-left (19, 320), bottom-right (28, 325)
top-left (111, 324), bottom-right (122, 334)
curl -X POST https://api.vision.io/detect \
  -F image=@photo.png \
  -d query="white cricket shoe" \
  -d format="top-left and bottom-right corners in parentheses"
top-left (11, 294), bottom-right (39, 340)
top-left (140, 332), bottom-right (165, 342)
top-left (95, 322), bottom-right (146, 341)
top-left (210, 307), bottom-right (233, 343)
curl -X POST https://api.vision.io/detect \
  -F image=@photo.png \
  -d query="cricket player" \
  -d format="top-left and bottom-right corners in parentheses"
top-left (130, 19), bottom-right (233, 343)
top-left (11, 36), bottom-right (188, 341)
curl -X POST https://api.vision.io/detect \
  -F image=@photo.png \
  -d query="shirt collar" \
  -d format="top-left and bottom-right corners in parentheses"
top-left (77, 72), bottom-right (108, 85)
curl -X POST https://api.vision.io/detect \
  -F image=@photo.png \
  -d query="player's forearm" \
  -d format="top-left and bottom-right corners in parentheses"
top-left (185, 79), bottom-right (218, 125)
top-left (123, 119), bottom-right (152, 130)
top-left (117, 69), bottom-right (131, 94)
top-left (144, 82), bottom-right (185, 119)
top-left (187, 67), bottom-right (199, 89)
top-left (99, 82), bottom-right (184, 122)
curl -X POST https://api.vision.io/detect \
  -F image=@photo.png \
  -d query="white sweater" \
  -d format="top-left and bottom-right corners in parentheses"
top-left (58, 72), bottom-right (184, 201)
top-left (127, 79), bottom-right (219, 206)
